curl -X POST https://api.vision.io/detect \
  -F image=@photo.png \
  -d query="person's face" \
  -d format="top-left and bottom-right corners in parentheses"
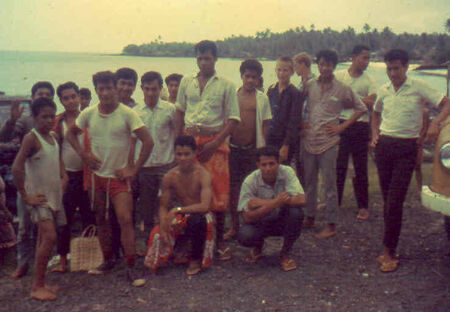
top-left (276, 61), bottom-right (293, 84)
top-left (32, 87), bottom-right (54, 101)
top-left (196, 50), bottom-right (217, 76)
top-left (141, 80), bottom-right (162, 107)
top-left (167, 80), bottom-right (180, 99)
top-left (175, 145), bottom-right (196, 169)
top-left (95, 81), bottom-right (118, 106)
top-left (60, 88), bottom-right (80, 112)
top-left (241, 69), bottom-right (259, 91)
top-left (257, 155), bottom-right (280, 183)
top-left (117, 78), bottom-right (136, 102)
top-left (294, 61), bottom-right (307, 76)
top-left (386, 60), bottom-right (408, 87)
top-left (352, 50), bottom-right (370, 72)
top-left (34, 106), bottom-right (56, 134)
top-left (317, 58), bottom-right (336, 79)
top-left (80, 95), bottom-right (91, 110)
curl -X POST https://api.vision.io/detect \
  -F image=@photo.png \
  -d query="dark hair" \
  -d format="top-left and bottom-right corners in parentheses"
top-left (256, 146), bottom-right (280, 162)
top-left (352, 45), bottom-right (370, 56)
top-left (240, 59), bottom-right (263, 76)
top-left (174, 135), bottom-right (197, 151)
top-left (79, 88), bottom-right (91, 98)
top-left (277, 56), bottom-right (294, 70)
top-left (316, 50), bottom-right (339, 66)
top-left (294, 52), bottom-right (312, 68)
top-left (57, 81), bottom-right (79, 98)
top-left (31, 81), bottom-right (54, 97)
top-left (31, 97), bottom-right (57, 117)
top-left (165, 73), bottom-right (183, 86)
top-left (384, 49), bottom-right (409, 65)
top-left (141, 71), bottom-right (163, 87)
top-left (195, 40), bottom-right (217, 57)
top-left (92, 71), bottom-right (117, 88)
top-left (115, 67), bottom-right (138, 85)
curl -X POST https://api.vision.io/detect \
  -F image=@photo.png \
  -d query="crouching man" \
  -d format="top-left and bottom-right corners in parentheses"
top-left (144, 135), bottom-right (215, 275)
top-left (237, 146), bottom-right (305, 271)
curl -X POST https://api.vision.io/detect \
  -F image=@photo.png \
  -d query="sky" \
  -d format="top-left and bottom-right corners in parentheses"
top-left (0, 0), bottom-right (449, 53)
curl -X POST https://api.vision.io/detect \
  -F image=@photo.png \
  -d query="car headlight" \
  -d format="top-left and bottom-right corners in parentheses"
top-left (439, 142), bottom-right (450, 169)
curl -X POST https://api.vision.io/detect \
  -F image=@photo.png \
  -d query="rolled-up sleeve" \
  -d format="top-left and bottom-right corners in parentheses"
top-left (224, 81), bottom-right (240, 122)
top-left (175, 77), bottom-right (188, 112)
top-left (237, 177), bottom-right (256, 212)
top-left (284, 166), bottom-right (304, 195)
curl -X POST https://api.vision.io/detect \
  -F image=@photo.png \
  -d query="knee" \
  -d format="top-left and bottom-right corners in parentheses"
top-left (237, 225), bottom-right (260, 247)
top-left (116, 212), bottom-right (133, 227)
top-left (40, 224), bottom-right (57, 245)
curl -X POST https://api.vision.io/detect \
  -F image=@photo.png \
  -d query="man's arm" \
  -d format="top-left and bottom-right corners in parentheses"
top-left (176, 170), bottom-right (212, 215)
top-left (197, 119), bottom-right (239, 163)
top-left (0, 101), bottom-right (25, 142)
top-left (361, 93), bottom-right (377, 111)
top-left (370, 111), bottom-right (382, 147)
top-left (174, 77), bottom-right (188, 136)
top-left (158, 173), bottom-right (173, 245)
top-left (425, 97), bottom-right (450, 143)
top-left (174, 109), bottom-right (185, 137)
top-left (129, 136), bottom-right (137, 166)
top-left (243, 193), bottom-right (289, 224)
top-left (66, 124), bottom-right (101, 171)
top-left (262, 119), bottom-right (270, 142)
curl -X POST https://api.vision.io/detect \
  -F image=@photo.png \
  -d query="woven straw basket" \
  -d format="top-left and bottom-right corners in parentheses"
top-left (70, 225), bottom-right (104, 272)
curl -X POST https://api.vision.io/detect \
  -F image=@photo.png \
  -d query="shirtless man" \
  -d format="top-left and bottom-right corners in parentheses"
top-left (145, 135), bottom-right (213, 275)
top-left (225, 59), bottom-right (271, 241)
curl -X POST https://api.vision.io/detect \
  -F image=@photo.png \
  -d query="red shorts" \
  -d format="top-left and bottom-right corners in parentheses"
top-left (86, 174), bottom-right (131, 198)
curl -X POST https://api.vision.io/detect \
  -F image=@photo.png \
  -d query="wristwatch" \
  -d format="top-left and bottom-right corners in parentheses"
top-left (176, 207), bottom-right (183, 213)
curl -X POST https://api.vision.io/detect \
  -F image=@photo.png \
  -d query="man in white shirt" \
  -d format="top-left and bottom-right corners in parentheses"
top-left (371, 49), bottom-right (450, 272)
top-left (131, 71), bottom-right (176, 242)
top-left (174, 40), bottom-right (240, 258)
top-left (237, 146), bottom-right (305, 271)
top-left (116, 68), bottom-right (138, 108)
top-left (66, 71), bottom-right (153, 282)
top-left (334, 45), bottom-right (377, 220)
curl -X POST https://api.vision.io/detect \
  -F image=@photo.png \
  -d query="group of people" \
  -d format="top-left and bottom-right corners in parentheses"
top-left (0, 40), bottom-right (449, 301)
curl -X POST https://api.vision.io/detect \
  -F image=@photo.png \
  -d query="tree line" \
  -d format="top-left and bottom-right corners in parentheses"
top-left (122, 23), bottom-right (450, 64)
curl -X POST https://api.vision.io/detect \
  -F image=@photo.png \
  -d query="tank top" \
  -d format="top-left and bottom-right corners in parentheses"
top-left (25, 129), bottom-right (63, 212)
top-left (61, 121), bottom-right (84, 172)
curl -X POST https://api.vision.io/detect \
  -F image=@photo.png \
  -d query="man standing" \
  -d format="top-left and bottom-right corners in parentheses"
top-left (66, 71), bottom-right (153, 283)
top-left (174, 40), bottom-right (240, 259)
top-left (302, 50), bottom-right (367, 239)
top-left (371, 49), bottom-right (449, 272)
top-left (237, 146), bottom-right (305, 271)
top-left (116, 67), bottom-right (138, 108)
top-left (335, 45), bottom-right (377, 220)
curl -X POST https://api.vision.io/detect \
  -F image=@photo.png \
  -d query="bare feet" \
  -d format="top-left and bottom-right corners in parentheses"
top-left (10, 265), bottom-right (28, 279)
top-left (302, 216), bottom-right (315, 229)
top-left (186, 260), bottom-right (201, 275)
top-left (30, 287), bottom-right (57, 301)
top-left (357, 208), bottom-right (370, 220)
top-left (223, 228), bottom-right (238, 241)
top-left (315, 224), bottom-right (336, 239)
top-left (245, 247), bottom-right (263, 264)
top-left (280, 253), bottom-right (297, 272)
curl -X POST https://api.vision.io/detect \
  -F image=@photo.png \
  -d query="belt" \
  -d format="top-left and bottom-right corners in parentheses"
top-left (229, 142), bottom-right (256, 150)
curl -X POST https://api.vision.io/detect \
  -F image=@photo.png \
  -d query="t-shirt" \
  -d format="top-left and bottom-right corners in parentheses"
top-left (334, 69), bottom-right (377, 122)
top-left (237, 165), bottom-right (304, 212)
top-left (76, 104), bottom-right (144, 178)
top-left (375, 77), bottom-right (445, 138)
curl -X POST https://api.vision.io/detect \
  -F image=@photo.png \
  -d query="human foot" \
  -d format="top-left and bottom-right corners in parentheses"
top-left (315, 224), bottom-right (336, 239)
top-left (186, 260), bottom-right (201, 275)
top-left (30, 287), bottom-right (57, 301)
top-left (217, 247), bottom-right (232, 261)
top-left (10, 265), bottom-right (28, 279)
top-left (223, 228), bottom-right (238, 241)
top-left (45, 284), bottom-right (59, 293)
top-left (51, 264), bottom-right (68, 273)
top-left (280, 254), bottom-right (297, 272)
top-left (245, 247), bottom-right (263, 264)
top-left (357, 209), bottom-right (370, 220)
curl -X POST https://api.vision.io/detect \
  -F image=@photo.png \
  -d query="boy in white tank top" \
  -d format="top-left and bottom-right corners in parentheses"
top-left (12, 98), bottom-right (68, 301)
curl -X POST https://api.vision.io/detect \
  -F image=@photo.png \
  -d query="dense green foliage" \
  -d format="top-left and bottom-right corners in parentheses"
top-left (122, 24), bottom-right (450, 63)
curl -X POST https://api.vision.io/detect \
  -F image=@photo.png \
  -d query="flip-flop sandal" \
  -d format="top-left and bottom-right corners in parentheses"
top-left (217, 247), bottom-right (232, 261)
top-left (186, 266), bottom-right (201, 275)
top-left (380, 260), bottom-right (399, 273)
top-left (245, 248), bottom-right (263, 264)
top-left (280, 257), bottom-right (297, 272)
top-left (376, 255), bottom-right (399, 265)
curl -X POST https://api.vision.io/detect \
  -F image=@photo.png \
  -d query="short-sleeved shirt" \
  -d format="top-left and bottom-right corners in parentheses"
top-left (255, 89), bottom-right (272, 148)
top-left (76, 103), bottom-right (144, 178)
top-left (334, 69), bottom-right (377, 122)
top-left (303, 77), bottom-right (367, 154)
top-left (133, 99), bottom-right (176, 167)
top-left (176, 72), bottom-right (240, 131)
top-left (375, 77), bottom-right (445, 138)
top-left (237, 165), bottom-right (304, 212)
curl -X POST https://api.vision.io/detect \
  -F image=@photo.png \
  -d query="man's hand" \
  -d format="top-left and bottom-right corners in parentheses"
top-left (81, 151), bottom-right (101, 171)
top-left (24, 193), bottom-right (47, 206)
top-left (115, 165), bottom-right (137, 181)
top-left (61, 173), bottom-right (69, 193)
top-left (279, 145), bottom-right (289, 163)
top-left (10, 101), bottom-right (24, 123)
top-left (248, 198), bottom-right (266, 210)
top-left (275, 192), bottom-right (291, 206)
top-left (198, 140), bottom-right (220, 163)
top-left (325, 122), bottom-right (345, 136)
top-left (370, 132), bottom-right (379, 148)
top-left (424, 121), bottom-right (440, 144)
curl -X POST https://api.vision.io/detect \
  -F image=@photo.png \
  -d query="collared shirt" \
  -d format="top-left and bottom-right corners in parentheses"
top-left (266, 83), bottom-right (304, 147)
top-left (255, 89), bottom-right (272, 148)
top-left (375, 77), bottom-right (444, 138)
top-left (133, 99), bottom-right (176, 167)
top-left (303, 77), bottom-right (367, 155)
top-left (335, 69), bottom-right (377, 122)
top-left (237, 165), bottom-right (304, 212)
top-left (176, 72), bottom-right (240, 131)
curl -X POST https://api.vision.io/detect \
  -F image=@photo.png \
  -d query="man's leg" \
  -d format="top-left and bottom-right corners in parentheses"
top-left (278, 206), bottom-right (303, 270)
top-left (72, 171), bottom-right (95, 229)
top-left (184, 214), bottom-right (207, 274)
top-left (92, 189), bottom-right (114, 266)
top-left (302, 147), bottom-right (319, 227)
top-left (351, 123), bottom-right (370, 219)
top-left (336, 123), bottom-right (351, 206)
top-left (137, 168), bottom-right (160, 237)
top-left (111, 192), bottom-right (135, 268)
top-left (316, 145), bottom-right (339, 239)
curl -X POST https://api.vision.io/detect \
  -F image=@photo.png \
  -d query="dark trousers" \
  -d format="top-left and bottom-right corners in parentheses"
top-left (336, 121), bottom-right (369, 209)
top-left (237, 206), bottom-right (304, 252)
top-left (375, 136), bottom-right (417, 251)
top-left (57, 171), bottom-right (94, 256)
top-left (176, 214), bottom-right (207, 261)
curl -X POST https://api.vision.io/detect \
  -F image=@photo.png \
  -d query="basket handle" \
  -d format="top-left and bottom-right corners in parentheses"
top-left (81, 224), bottom-right (97, 237)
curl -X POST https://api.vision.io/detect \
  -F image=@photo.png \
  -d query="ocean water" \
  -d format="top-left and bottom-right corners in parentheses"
top-left (0, 50), bottom-right (447, 112)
